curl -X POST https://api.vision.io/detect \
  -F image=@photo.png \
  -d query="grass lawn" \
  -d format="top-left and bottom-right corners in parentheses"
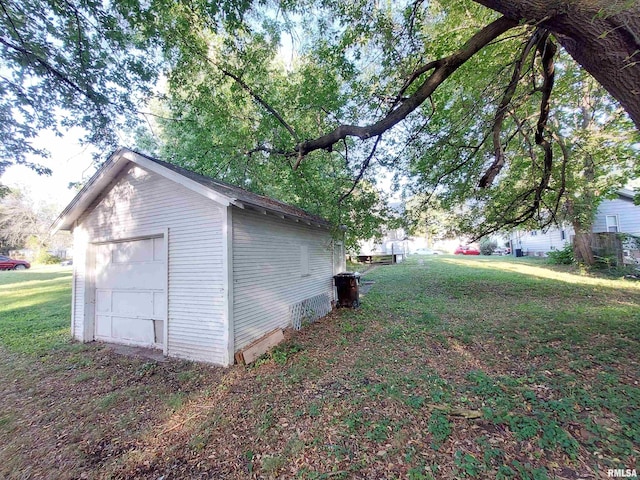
top-left (0, 257), bottom-right (638, 479)
top-left (0, 265), bottom-right (73, 353)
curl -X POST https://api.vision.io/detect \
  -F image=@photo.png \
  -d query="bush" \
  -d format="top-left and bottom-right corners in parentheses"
top-left (547, 244), bottom-right (574, 265)
top-left (480, 239), bottom-right (497, 255)
top-left (33, 251), bottom-right (62, 265)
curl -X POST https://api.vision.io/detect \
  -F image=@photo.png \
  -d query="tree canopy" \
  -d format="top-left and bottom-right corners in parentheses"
top-left (1, 0), bottom-right (638, 241)
top-left (0, 187), bottom-right (68, 254)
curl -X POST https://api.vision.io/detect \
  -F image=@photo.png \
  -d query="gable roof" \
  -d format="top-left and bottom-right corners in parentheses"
top-left (52, 147), bottom-right (331, 232)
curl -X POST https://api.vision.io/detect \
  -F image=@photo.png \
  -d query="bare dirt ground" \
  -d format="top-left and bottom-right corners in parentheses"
top-left (1, 258), bottom-right (638, 479)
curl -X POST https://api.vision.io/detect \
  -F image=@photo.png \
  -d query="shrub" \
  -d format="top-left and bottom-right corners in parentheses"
top-left (33, 250), bottom-right (62, 265)
top-left (547, 244), bottom-right (574, 265)
top-left (270, 341), bottom-right (304, 365)
top-left (480, 239), bottom-right (497, 255)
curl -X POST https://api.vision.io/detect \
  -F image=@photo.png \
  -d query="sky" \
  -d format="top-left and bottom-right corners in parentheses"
top-left (1, 128), bottom-right (99, 211)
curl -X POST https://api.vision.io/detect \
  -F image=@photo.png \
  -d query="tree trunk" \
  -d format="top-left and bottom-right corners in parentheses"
top-left (474, 0), bottom-right (640, 130)
top-left (564, 194), bottom-right (596, 265)
top-left (572, 228), bottom-right (595, 265)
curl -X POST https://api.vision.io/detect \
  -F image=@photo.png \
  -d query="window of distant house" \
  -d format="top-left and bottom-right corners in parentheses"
top-left (530, 230), bottom-right (538, 236)
top-left (300, 245), bottom-right (310, 276)
top-left (606, 215), bottom-right (619, 233)
top-left (561, 230), bottom-right (566, 241)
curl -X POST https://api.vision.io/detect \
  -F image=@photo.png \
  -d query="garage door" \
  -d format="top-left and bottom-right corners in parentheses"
top-left (94, 236), bottom-right (166, 348)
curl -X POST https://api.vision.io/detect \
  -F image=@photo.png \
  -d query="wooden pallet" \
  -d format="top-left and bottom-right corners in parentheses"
top-left (234, 329), bottom-right (285, 365)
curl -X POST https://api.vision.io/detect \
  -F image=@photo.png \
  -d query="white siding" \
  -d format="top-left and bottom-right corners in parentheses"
top-left (71, 226), bottom-right (89, 341)
top-left (232, 208), bottom-right (334, 350)
top-left (593, 198), bottom-right (640, 236)
top-left (74, 165), bottom-right (228, 364)
top-left (512, 228), bottom-right (570, 254)
top-left (509, 196), bottom-right (640, 255)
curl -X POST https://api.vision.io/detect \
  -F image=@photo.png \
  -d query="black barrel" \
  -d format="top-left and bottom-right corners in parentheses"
top-left (334, 273), bottom-right (360, 308)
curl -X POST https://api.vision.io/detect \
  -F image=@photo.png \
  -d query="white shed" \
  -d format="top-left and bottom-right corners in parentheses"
top-left (53, 147), bottom-right (343, 365)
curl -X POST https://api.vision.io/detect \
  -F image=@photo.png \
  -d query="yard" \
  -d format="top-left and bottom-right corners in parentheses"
top-left (0, 258), bottom-right (638, 479)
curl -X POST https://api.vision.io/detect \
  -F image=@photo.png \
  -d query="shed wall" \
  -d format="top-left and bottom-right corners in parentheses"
top-left (232, 208), bottom-right (334, 350)
top-left (73, 165), bottom-right (228, 364)
top-left (72, 227), bottom-right (89, 341)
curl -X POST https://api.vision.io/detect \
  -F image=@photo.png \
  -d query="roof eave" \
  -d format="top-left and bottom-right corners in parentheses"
top-left (236, 202), bottom-right (331, 229)
top-left (51, 147), bottom-right (238, 234)
top-left (51, 146), bottom-right (332, 234)
top-left (122, 150), bottom-right (235, 208)
top-left (51, 148), bottom-right (130, 233)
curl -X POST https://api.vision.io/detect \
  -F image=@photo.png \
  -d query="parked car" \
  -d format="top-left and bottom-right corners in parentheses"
top-left (0, 255), bottom-right (31, 270)
top-left (454, 245), bottom-right (481, 255)
top-left (414, 248), bottom-right (441, 255)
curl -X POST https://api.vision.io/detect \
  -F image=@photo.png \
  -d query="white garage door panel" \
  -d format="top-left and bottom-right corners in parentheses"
top-left (96, 315), bottom-right (111, 337)
top-left (95, 263), bottom-right (165, 290)
top-left (153, 292), bottom-right (165, 317)
top-left (112, 316), bottom-right (155, 343)
top-left (112, 291), bottom-right (153, 316)
top-left (94, 237), bottom-right (166, 348)
top-left (153, 237), bottom-right (165, 261)
top-left (96, 290), bottom-right (111, 313)
top-left (112, 238), bottom-right (154, 263)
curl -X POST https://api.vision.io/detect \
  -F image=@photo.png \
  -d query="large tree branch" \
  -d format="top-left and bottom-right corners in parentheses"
top-left (473, 34), bottom-right (558, 240)
top-left (535, 31), bottom-right (556, 145)
top-left (391, 60), bottom-right (439, 110)
top-left (294, 16), bottom-right (518, 160)
top-left (473, 0), bottom-right (640, 130)
top-left (510, 33), bottom-right (557, 227)
top-left (479, 28), bottom-right (544, 188)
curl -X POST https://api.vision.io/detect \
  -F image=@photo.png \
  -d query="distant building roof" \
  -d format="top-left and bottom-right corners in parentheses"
top-left (616, 188), bottom-right (637, 201)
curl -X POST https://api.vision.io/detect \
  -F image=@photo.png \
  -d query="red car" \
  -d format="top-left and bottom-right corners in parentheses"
top-left (0, 255), bottom-right (31, 270)
top-left (454, 245), bottom-right (481, 255)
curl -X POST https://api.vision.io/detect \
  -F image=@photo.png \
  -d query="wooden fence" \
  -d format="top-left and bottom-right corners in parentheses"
top-left (574, 232), bottom-right (624, 266)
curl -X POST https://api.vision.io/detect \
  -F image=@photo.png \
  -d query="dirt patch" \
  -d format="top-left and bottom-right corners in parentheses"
top-left (1, 258), bottom-right (639, 479)
top-left (103, 343), bottom-right (168, 362)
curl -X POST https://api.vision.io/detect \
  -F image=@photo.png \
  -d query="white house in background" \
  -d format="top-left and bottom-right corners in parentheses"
top-left (357, 226), bottom-right (413, 257)
top-left (52, 147), bottom-right (343, 366)
top-left (510, 189), bottom-right (640, 257)
top-left (356, 201), bottom-right (433, 258)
